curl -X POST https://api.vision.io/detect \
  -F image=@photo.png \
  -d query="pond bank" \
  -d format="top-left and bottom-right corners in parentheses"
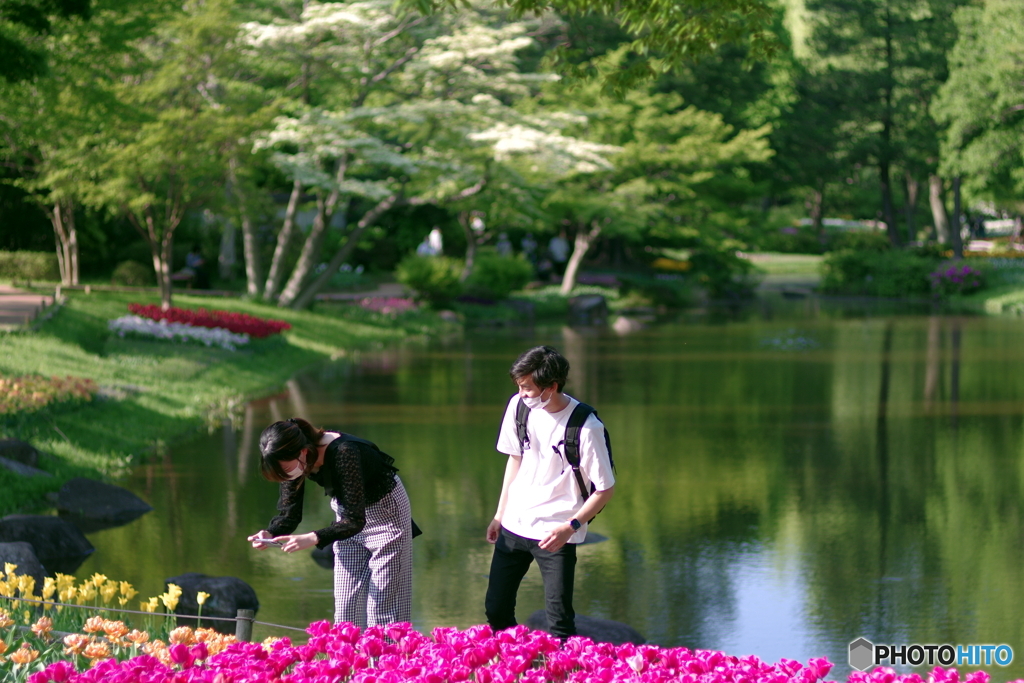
top-left (0, 290), bottom-right (455, 515)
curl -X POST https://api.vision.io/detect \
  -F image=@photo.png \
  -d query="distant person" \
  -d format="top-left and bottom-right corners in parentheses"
top-left (548, 233), bottom-right (569, 278)
top-left (175, 244), bottom-right (209, 289)
top-left (496, 232), bottom-right (513, 257)
top-left (484, 346), bottom-right (615, 638)
top-left (429, 227), bottom-right (444, 256)
top-left (248, 418), bottom-right (415, 627)
top-left (521, 233), bottom-right (538, 266)
top-left (416, 235), bottom-right (436, 257)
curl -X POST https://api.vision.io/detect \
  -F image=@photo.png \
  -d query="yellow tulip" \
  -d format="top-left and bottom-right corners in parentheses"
top-left (89, 573), bottom-right (108, 588)
top-left (119, 581), bottom-right (138, 600)
top-left (0, 579), bottom-right (11, 598)
top-left (196, 591), bottom-right (210, 606)
top-left (4, 563), bottom-right (17, 578)
top-left (78, 584), bottom-right (97, 604)
top-left (55, 573), bottom-right (75, 592)
top-left (100, 583), bottom-right (118, 605)
top-left (42, 577), bottom-right (56, 600)
top-left (16, 575), bottom-right (35, 598)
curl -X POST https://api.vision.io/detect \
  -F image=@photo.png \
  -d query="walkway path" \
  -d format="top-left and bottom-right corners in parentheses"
top-left (0, 285), bottom-right (55, 329)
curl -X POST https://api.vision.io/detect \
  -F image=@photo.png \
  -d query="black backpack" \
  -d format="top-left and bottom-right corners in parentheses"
top-left (513, 399), bottom-right (614, 521)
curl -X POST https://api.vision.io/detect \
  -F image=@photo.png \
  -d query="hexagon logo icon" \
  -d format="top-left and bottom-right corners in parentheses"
top-left (849, 638), bottom-right (874, 672)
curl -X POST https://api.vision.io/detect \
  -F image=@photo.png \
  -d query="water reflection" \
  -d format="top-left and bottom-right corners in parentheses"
top-left (77, 302), bottom-right (1024, 680)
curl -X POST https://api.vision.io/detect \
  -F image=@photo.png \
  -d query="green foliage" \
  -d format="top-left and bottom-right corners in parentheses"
top-left (395, 255), bottom-right (464, 306)
top-left (618, 273), bottom-right (691, 307)
top-left (758, 226), bottom-right (825, 254)
top-left (111, 260), bottom-right (153, 286)
top-left (829, 231), bottom-right (892, 253)
top-left (464, 253), bottom-right (533, 300)
top-left (0, 250), bottom-right (59, 280)
top-left (415, 0), bottom-right (780, 94)
top-left (820, 249), bottom-right (941, 297)
top-left (690, 246), bottom-right (761, 300)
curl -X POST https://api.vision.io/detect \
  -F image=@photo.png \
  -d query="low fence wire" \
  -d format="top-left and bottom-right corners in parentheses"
top-left (4, 595), bottom-right (309, 642)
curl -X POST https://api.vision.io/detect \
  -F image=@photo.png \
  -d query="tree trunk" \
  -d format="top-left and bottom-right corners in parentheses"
top-left (230, 158), bottom-right (263, 297)
top-left (928, 175), bottom-right (949, 243)
top-left (128, 203), bottom-right (181, 310)
top-left (458, 211), bottom-right (477, 282)
top-left (880, 7), bottom-right (899, 247)
top-left (808, 184), bottom-right (825, 234)
top-left (49, 199), bottom-right (79, 286)
top-left (290, 195), bottom-right (398, 310)
top-left (219, 217), bottom-right (237, 281)
top-left (903, 171), bottom-right (920, 244)
top-left (264, 179), bottom-right (303, 301)
top-left (951, 176), bottom-right (963, 259)
top-left (559, 221), bottom-right (602, 296)
top-left (277, 157), bottom-right (348, 308)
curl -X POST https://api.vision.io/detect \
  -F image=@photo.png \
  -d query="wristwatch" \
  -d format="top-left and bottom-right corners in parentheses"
top-left (569, 518), bottom-right (581, 531)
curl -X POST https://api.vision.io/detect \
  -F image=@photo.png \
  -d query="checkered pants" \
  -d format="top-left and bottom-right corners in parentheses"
top-left (330, 477), bottom-right (413, 627)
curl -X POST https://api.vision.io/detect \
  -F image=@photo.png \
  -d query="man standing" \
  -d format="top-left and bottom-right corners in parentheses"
top-left (485, 346), bottom-right (615, 638)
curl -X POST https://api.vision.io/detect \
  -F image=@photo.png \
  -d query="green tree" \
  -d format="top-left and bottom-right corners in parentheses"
top-left (805, 0), bottom-right (969, 246)
top-left (537, 60), bottom-right (771, 294)
top-left (0, 0), bottom-right (90, 83)
top-left (933, 0), bottom-right (1024, 214)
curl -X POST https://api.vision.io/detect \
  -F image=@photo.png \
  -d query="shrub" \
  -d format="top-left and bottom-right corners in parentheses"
top-left (689, 246), bottom-right (761, 300)
top-left (464, 253), bottom-right (533, 299)
top-left (395, 255), bottom-right (464, 306)
top-left (618, 273), bottom-right (691, 307)
top-left (759, 225), bottom-right (825, 254)
top-left (111, 260), bottom-right (153, 286)
top-left (829, 230), bottom-right (891, 252)
top-left (0, 251), bottom-right (60, 281)
top-left (820, 249), bottom-right (939, 297)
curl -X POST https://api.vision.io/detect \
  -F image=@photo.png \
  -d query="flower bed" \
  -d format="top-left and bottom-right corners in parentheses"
top-left (358, 297), bottom-right (418, 315)
top-left (126, 304), bottom-right (290, 339)
top-left (0, 376), bottom-right (97, 417)
top-left (18, 619), bottom-right (1004, 683)
top-left (930, 264), bottom-right (985, 297)
top-left (108, 316), bottom-right (250, 351)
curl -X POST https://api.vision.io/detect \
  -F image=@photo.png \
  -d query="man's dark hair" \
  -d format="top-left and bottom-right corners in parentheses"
top-left (509, 346), bottom-right (569, 392)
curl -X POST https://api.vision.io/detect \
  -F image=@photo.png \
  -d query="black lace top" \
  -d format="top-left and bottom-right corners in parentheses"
top-left (265, 433), bottom-right (399, 549)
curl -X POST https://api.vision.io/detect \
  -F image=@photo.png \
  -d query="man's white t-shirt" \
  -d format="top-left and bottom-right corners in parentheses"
top-left (495, 393), bottom-right (615, 544)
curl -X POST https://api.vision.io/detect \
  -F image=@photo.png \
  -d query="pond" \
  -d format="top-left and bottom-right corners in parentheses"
top-left (77, 296), bottom-right (1024, 680)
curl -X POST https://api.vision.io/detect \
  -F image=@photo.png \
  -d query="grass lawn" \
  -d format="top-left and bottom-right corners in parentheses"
top-left (741, 252), bottom-right (825, 276)
top-left (0, 289), bottom-right (453, 514)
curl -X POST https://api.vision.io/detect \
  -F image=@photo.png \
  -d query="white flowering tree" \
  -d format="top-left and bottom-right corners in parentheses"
top-left (248, 2), bottom-right (620, 308)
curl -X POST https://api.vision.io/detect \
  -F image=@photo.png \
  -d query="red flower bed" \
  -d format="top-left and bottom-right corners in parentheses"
top-left (127, 304), bottom-right (291, 339)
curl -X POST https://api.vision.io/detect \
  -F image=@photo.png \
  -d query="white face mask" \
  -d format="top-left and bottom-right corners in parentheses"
top-left (522, 388), bottom-right (552, 411)
top-left (283, 452), bottom-right (306, 480)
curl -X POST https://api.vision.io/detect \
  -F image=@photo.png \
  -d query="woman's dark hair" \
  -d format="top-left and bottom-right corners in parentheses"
top-left (259, 417), bottom-right (325, 483)
top-left (509, 345), bottom-right (569, 392)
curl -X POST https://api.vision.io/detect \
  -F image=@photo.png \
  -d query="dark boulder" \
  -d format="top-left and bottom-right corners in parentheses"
top-left (0, 515), bottom-right (94, 574)
top-left (568, 295), bottom-right (608, 326)
top-left (0, 542), bottom-right (47, 588)
top-left (526, 610), bottom-right (645, 645)
top-left (0, 439), bottom-right (40, 467)
top-left (53, 477), bottom-right (152, 533)
top-left (166, 573), bottom-right (260, 634)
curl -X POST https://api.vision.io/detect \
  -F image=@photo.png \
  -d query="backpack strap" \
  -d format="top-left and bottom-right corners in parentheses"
top-left (514, 398), bottom-right (530, 455)
top-left (564, 402), bottom-right (596, 503)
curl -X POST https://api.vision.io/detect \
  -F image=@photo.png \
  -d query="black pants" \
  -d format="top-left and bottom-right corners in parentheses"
top-left (484, 527), bottom-right (577, 637)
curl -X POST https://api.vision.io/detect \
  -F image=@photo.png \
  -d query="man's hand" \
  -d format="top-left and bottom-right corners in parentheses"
top-left (486, 519), bottom-right (503, 544)
top-left (538, 523), bottom-right (575, 552)
top-left (275, 532), bottom-right (319, 553)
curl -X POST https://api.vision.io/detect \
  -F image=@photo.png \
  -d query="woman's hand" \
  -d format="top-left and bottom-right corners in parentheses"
top-left (276, 532), bottom-right (319, 553)
top-left (486, 518), bottom-right (502, 544)
top-left (248, 530), bottom-right (273, 549)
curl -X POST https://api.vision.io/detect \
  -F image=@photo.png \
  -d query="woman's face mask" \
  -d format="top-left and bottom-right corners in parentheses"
top-left (283, 450), bottom-right (307, 480)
